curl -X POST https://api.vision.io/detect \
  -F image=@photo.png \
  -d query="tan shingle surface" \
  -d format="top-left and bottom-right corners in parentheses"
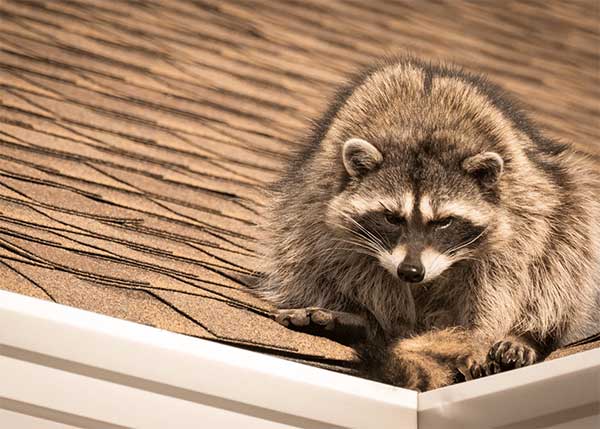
top-left (1, 0), bottom-right (598, 371)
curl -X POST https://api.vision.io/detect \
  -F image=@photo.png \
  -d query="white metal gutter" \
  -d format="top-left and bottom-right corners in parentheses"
top-left (0, 290), bottom-right (416, 429)
top-left (419, 342), bottom-right (600, 428)
top-left (1, 289), bottom-right (598, 428)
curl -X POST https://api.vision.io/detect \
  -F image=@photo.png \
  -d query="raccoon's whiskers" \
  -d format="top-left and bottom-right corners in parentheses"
top-left (337, 235), bottom-right (383, 258)
top-left (334, 238), bottom-right (380, 257)
top-left (330, 207), bottom-right (388, 252)
top-left (330, 217), bottom-right (387, 255)
top-left (447, 228), bottom-right (488, 255)
top-left (425, 231), bottom-right (487, 278)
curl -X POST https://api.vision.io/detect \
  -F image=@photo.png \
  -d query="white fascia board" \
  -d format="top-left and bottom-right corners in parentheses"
top-left (0, 290), bottom-right (417, 429)
top-left (2, 289), bottom-right (599, 429)
top-left (419, 342), bottom-right (600, 428)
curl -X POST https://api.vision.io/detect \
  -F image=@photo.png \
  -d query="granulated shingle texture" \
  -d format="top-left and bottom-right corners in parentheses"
top-left (0, 0), bottom-right (598, 373)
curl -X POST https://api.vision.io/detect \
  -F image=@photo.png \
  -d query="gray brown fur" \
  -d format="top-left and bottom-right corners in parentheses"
top-left (254, 57), bottom-right (600, 391)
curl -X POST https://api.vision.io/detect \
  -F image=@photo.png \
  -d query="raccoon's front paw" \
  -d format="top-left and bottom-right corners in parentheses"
top-left (275, 307), bottom-right (335, 330)
top-left (488, 339), bottom-right (538, 370)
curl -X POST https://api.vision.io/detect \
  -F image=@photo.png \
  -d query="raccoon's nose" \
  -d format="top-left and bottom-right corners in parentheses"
top-left (397, 263), bottom-right (425, 283)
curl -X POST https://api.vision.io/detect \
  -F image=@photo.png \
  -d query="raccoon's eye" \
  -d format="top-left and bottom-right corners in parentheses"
top-left (432, 217), bottom-right (454, 230)
top-left (384, 213), bottom-right (406, 226)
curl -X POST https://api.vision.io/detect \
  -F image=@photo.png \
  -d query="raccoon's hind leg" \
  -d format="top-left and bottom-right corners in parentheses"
top-left (274, 308), bottom-right (373, 346)
top-left (373, 328), bottom-right (488, 392)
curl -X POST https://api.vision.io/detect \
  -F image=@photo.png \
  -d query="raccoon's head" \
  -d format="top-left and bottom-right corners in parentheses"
top-left (326, 137), bottom-right (506, 284)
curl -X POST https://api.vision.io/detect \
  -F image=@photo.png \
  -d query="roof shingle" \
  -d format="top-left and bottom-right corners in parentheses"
top-left (1, 0), bottom-right (598, 374)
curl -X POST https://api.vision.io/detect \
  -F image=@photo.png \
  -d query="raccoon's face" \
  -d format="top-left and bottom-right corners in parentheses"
top-left (327, 137), bottom-right (504, 284)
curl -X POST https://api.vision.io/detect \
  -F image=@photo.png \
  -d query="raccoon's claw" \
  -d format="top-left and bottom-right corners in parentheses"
top-left (455, 357), bottom-right (500, 381)
top-left (467, 360), bottom-right (501, 379)
top-left (488, 340), bottom-right (538, 370)
top-left (274, 307), bottom-right (336, 330)
top-left (457, 340), bottom-right (537, 383)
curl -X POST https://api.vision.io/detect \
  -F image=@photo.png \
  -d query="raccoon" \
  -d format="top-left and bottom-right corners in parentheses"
top-left (255, 56), bottom-right (600, 391)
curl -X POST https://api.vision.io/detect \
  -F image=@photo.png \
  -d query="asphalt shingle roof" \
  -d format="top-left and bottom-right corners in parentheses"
top-left (1, 0), bottom-right (598, 375)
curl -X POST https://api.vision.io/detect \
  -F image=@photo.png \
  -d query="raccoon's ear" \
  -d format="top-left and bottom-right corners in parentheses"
top-left (342, 138), bottom-right (383, 177)
top-left (462, 152), bottom-right (504, 188)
